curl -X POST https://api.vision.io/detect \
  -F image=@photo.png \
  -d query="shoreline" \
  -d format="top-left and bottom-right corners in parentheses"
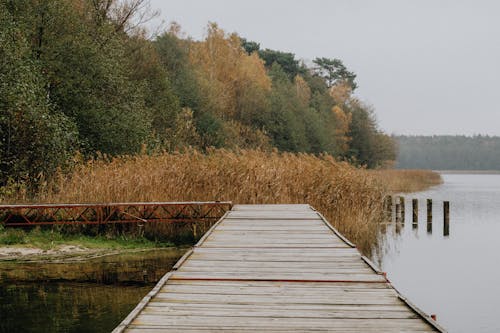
top-left (0, 245), bottom-right (183, 263)
top-left (435, 170), bottom-right (500, 174)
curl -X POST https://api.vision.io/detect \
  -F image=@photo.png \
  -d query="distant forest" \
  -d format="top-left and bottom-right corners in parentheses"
top-left (396, 135), bottom-right (500, 170)
top-left (0, 0), bottom-right (396, 187)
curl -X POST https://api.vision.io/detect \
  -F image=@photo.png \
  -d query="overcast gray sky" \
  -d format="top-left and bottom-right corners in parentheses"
top-left (148, 0), bottom-right (500, 136)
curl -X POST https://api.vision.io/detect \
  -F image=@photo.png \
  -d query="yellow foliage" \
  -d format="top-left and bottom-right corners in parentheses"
top-left (189, 23), bottom-right (271, 118)
top-left (239, 53), bottom-right (272, 92)
top-left (332, 106), bottom-right (352, 153)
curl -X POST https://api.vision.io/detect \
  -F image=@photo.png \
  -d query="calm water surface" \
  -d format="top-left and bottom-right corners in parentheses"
top-left (0, 248), bottom-right (185, 333)
top-left (372, 173), bottom-right (500, 333)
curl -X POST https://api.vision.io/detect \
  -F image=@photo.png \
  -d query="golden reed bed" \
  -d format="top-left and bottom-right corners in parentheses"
top-left (6, 150), bottom-right (441, 254)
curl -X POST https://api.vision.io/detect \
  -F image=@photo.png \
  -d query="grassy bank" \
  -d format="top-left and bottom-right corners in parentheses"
top-left (0, 226), bottom-right (174, 251)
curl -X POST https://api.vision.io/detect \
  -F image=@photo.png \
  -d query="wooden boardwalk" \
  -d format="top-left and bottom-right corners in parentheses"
top-left (114, 204), bottom-right (446, 332)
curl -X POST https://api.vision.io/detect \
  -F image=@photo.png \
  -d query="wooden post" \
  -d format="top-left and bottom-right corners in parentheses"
top-left (399, 196), bottom-right (405, 224)
top-left (427, 199), bottom-right (432, 233)
top-left (395, 203), bottom-right (401, 223)
top-left (412, 199), bottom-right (418, 228)
top-left (387, 196), bottom-right (393, 222)
top-left (426, 199), bottom-right (432, 222)
top-left (395, 219), bottom-right (402, 234)
top-left (443, 201), bottom-right (450, 236)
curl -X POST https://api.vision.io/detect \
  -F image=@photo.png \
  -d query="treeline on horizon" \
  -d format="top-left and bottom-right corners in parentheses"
top-left (0, 0), bottom-right (396, 189)
top-left (396, 135), bottom-right (500, 170)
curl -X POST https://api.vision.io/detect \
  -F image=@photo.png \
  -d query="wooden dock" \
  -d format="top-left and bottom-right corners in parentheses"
top-left (113, 204), bottom-right (446, 332)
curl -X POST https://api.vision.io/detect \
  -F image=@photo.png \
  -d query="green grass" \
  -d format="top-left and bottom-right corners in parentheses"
top-left (0, 226), bottom-right (174, 250)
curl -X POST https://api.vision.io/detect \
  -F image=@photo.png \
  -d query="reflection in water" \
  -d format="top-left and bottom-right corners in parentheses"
top-left (372, 173), bottom-right (500, 333)
top-left (0, 248), bottom-right (186, 333)
top-left (0, 283), bottom-right (150, 333)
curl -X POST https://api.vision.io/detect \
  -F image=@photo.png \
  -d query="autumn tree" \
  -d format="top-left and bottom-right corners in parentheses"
top-left (188, 24), bottom-right (272, 148)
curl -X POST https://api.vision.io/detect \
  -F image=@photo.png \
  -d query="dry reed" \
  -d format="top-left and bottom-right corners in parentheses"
top-left (31, 149), bottom-right (387, 254)
top-left (369, 169), bottom-right (442, 193)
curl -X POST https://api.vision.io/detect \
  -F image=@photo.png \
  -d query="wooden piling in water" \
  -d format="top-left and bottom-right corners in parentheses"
top-left (412, 199), bottom-right (418, 228)
top-left (395, 202), bottom-right (401, 223)
top-left (427, 199), bottom-right (432, 233)
top-left (443, 201), bottom-right (450, 236)
top-left (399, 196), bottom-right (405, 223)
top-left (427, 199), bottom-right (432, 222)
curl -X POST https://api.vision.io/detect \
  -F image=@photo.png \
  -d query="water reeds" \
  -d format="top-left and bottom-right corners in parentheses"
top-left (369, 169), bottom-right (442, 193)
top-left (35, 149), bottom-right (386, 254)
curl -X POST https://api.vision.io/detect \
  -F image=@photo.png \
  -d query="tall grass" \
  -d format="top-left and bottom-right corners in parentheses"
top-left (30, 149), bottom-right (386, 254)
top-left (369, 169), bottom-right (442, 193)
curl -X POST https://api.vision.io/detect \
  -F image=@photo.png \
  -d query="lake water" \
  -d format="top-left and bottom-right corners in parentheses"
top-left (372, 173), bottom-right (500, 333)
top-left (0, 248), bottom-right (185, 333)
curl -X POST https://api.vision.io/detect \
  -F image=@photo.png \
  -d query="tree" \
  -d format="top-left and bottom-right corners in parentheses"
top-left (125, 34), bottom-right (181, 146)
top-left (188, 24), bottom-right (271, 148)
top-left (313, 57), bottom-right (357, 90)
top-left (0, 2), bottom-right (77, 185)
top-left (155, 25), bottom-right (203, 111)
top-left (264, 64), bottom-right (308, 152)
top-left (258, 49), bottom-right (306, 80)
top-left (240, 38), bottom-right (260, 55)
top-left (347, 100), bottom-right (395, 168)
top-left (32, 0), bottom-right (152, 155)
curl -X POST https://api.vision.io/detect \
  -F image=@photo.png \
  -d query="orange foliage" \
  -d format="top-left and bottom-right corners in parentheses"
top-left (189, 23), bottom-right (271, 118)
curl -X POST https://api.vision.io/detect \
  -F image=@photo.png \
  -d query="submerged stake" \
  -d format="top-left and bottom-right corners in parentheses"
top-left (443, 201), bottom-right (450, 236)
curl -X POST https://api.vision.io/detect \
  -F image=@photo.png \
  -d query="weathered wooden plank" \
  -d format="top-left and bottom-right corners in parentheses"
top-left (170, 272), bottom-right (386, 282)
top-left (165, 280), bottom-right (393, 289)
top-left (127, 325), bottom-right (433, 333)
top-left (192, 246), bottom-right (360, 253)
top-left (210, 231), bottom-right (337, 238)
top-left (180, 260), bottom-right (370, 269)
top-left (130, 315), bottom-right (435, 329)
top-left (127, 328), bottom-right (435, 333)
top-left (219, 220), bottom-right (326, 225)
top-left (176, 268), bottom-right (376, 275)
top-left (226, 213), bottom-right (321, 219)
top-left (141, 307), bottom-right (419, 319)
top-left (146, 301), bottom-right (408, 310)
top-left (161, 283), bottom-right (399, 296)
top-left (215, 226), bottom-right (330, 231)
top-left (232, 204), bottom-right (312, 211)
top-left (201, 244), bottom-right (349, 249)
